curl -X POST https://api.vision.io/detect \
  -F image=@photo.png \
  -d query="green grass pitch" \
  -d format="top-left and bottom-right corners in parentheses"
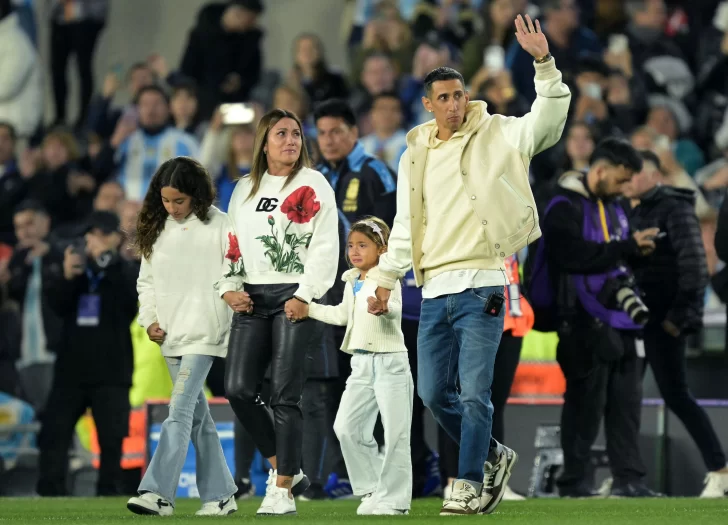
top-left (0, 497), bottom-right (727, 524)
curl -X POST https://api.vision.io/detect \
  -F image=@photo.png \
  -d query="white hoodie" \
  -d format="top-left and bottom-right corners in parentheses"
top-left (137, 207), bottom-right (235, 357)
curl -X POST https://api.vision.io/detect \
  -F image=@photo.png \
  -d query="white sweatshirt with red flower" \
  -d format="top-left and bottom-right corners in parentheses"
top-left (215, 167), bottom-right (339, 304)
top-left (137, 206), bottom-right (236, 358)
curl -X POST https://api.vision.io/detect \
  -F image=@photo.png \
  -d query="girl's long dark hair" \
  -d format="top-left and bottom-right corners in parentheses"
top-left (135, 157), bottom-right (215, 260)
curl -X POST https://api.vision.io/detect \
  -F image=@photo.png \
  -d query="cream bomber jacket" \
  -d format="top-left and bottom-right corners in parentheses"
top-left (377, 58), bottom-right (572, 290)
top-left (308, 266), bottom-right (407, 355)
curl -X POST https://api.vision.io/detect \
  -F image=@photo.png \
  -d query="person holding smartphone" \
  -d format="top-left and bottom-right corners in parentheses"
top-left (37, 210), bottom-right (139, 497)
top-left (624, 150), bottom-right (728, 498)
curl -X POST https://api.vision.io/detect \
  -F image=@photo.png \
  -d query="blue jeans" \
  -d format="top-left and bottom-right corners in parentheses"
top-left (417, 286), bottom-right (505, 484)
top-left (138, 354), bottom-right (237, 505)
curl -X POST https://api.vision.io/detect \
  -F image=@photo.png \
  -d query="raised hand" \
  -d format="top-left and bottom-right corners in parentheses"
top-left (514, 14), bottom-right (549, 60)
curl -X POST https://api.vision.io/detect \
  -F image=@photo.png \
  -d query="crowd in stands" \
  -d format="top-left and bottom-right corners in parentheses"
top-left (2, 0), bottom-right (728, 498)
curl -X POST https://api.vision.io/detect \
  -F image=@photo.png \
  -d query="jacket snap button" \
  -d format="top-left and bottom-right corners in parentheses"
top-left (462, 170), bottom-right (467, 176)
top-left (495, 244), bottom-right (500, 249)
top-left (412, 187), bottom-right (415, 191)
top-left (482, 220), bottom-right (487, 225)
top-left (471, 195), bottom-right (476, 200)
top-left (500, 252), bottom-right (505, 257)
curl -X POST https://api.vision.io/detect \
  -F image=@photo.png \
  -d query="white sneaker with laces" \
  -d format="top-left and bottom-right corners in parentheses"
top-left (502, 485), bottom-right (526, 501)
top-left (480, 444), bottom-right (518, 514)
top-left (357, 493), bottom-right (378, 515)
top-left (196, 497), bottom-right (238, 516)
top-left (257, 483), bottom-right (297, 516)
top-left (440, 480), bottom-right (481, 516)
top-left (700, 470), bottom-right (728, 498)
top-left (127, 492), bottom-right (174, 516)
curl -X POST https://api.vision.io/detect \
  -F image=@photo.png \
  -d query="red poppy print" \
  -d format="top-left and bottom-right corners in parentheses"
top-left (225, 232), bottom-right (241, 263)
top-left (280, 186), bottom-right (321, 224)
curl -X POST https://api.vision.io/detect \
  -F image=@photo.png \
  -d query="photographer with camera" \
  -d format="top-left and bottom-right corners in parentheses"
top-left (624, 151), bottom-right (728, 497)
top-left (528, 138), bottom-right (659, 498)
top-left (37, 210), bottom-right (139, 497)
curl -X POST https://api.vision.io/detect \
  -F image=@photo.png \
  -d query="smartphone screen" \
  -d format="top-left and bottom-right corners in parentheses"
top-left (220, 103), bottom-right (255, 125)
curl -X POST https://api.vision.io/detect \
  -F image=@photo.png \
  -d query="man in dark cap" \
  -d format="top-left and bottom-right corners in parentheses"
top-left (37, 210), bottom-right (139, 497)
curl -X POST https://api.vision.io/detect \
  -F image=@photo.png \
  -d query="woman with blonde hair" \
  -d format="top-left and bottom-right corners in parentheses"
top-left (218, 108), bottom-right (339, 516)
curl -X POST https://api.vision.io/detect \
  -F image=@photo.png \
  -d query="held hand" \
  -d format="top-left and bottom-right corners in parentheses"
top-left (147, 322), bottom-right (166, 344)
top-left (223, 291), bottom-right (253, 313)
top-left (284, 298), bottom-right (308, 323)
top-left (633, 228), bottom-right (659, 255)
top-left (514, 14), bottom-right (549, 60)
top-left (368, 287), bottom-right (391, 316)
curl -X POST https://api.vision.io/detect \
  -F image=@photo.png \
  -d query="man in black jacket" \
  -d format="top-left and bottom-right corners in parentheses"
top-left (625, 150), bottom-right (728, 496)
top-left (537, 139), bottom-right (659, 498)
top-left (37, 211), bottom-right (138, 497)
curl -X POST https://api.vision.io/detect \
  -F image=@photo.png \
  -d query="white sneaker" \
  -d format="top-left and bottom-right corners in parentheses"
top-left (480, 444), bottom-right (518, 514)
top-left (443, 484), bottom-right (452, 501)
top-left (357, 493), bottom-right (378, 515)
top-left (196, 497), bottom-right (238, 516)
top-left (261, 469), bottom-right (311, 497)
top-left (257, 483), bottom-right (297, 516)
top-left (502, 485), bottom-right (526, 501)
top-left (700, 471), bottom-right (728, 498)
top-left (127, 492), bottom-right (174, 516)
top-left (598, 477), bottom-right (613, 497)
top-left (372, 507), bottom-right (409, 515)
top-left (440, 480), bottom-right (481, 516)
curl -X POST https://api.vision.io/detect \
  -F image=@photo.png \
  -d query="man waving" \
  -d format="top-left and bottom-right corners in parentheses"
top-left (368, 15), bottom-right (571, 516)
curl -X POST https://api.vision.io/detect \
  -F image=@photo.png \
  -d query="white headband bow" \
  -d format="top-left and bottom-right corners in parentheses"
top-left (361, 220), bottom-right (385, 245)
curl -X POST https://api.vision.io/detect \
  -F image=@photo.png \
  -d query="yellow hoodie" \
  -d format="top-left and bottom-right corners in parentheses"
top-left (377, 58), bottom-right (572, 290)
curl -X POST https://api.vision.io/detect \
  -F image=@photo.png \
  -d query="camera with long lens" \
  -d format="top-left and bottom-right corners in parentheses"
top-left (597, 275), bottom-right (650, 326)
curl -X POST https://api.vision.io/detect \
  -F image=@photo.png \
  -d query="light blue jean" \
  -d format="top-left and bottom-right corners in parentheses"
top-left (138, 354), bottom-right (236, 505)
top-left (417, 286), bottom-right (505, 484)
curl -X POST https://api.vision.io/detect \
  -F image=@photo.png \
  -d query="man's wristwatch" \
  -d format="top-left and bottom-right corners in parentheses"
top-left (535, 53), bottom-right (553, 64)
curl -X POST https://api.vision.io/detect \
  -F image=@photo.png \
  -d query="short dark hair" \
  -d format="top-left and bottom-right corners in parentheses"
top-left (14, 199), bottom-right (47, 216)
top-left (128, 62), bottom-right (154, 81)
top-left (589, 138), bottom-right (643, 173)
top-left (423, 67), bottom-right (465, 98)
top-left (171, 78), bottom-right (198, 98)
top-left (0, 121), bottom-right (17, 141)
top-left (372, 92), bottom-right (402, 106)
top-left (135, 84), bottom-right (170, 105)
top-left (639, 149), bottom-right (662, 172)
top-left (313, 99), bottom-right (357, 128)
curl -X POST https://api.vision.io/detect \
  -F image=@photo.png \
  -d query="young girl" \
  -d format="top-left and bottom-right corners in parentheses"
top-left (127, 156), bottom-right (238, 517)
top-left (301, 217), bottom-right (413, 516)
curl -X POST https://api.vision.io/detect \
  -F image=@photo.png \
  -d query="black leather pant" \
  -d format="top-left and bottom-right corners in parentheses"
top-left (224, 284), bottom-right (314, 477)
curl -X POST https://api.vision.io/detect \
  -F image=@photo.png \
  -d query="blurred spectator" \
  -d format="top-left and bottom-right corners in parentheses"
top-left (561, 121), bottom-right (597, 173)
top-left (460, 0), bottom-right (516, 83)
top-left (52, 180), bottom-right (125, 245)
top-left (630, 126), bottom-right (713, 220)
top-left (411, 0), bottom-right (477, 51)
top-left (7, 201), bottom-right (62, 412)
top-left (119, 200), bottom-right (141, 262)
top-left (349, 52), bottom-right (400, 126)
top-left (288, 33), bottom-right (349, 106)
top-left (359, 92), bottom-right (407, 171)
top-left (625, 0), bottom-right (694, 102)
top-left (348, 0), bottom-right (423, 50)
top-left (170, 81), bottom-right (206, 142)
top-left (174, 0), bottom-right (264, 120)
top-left (98, 85), bottom-right (199, 202)
top-left (0, 276), bottom-right (21, 397)
top-left (50, 0), bottom-right (109, 130)
top-left (506, 0), bottom-right (601, 102)
top-left (472, 70), bottom-right (529, 118)
top-left (24, 130), bottom-right (97, 228)
top-left (87, 62), bottom-right (156, 140)
top-left (694, 2), bottom-right (728, 157)
top-left (37, 210), bottom-right (138, 497)
top-left (400, 34), bottom-right (452, 126)
top-left (645, 103), bottom-right (704, 176)
top-left (0, 0), bottom-right (43, 138)
top-left (351, 1), bottom-right (415, 78)
top-left (0, 123), bottom-right (28, 246)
